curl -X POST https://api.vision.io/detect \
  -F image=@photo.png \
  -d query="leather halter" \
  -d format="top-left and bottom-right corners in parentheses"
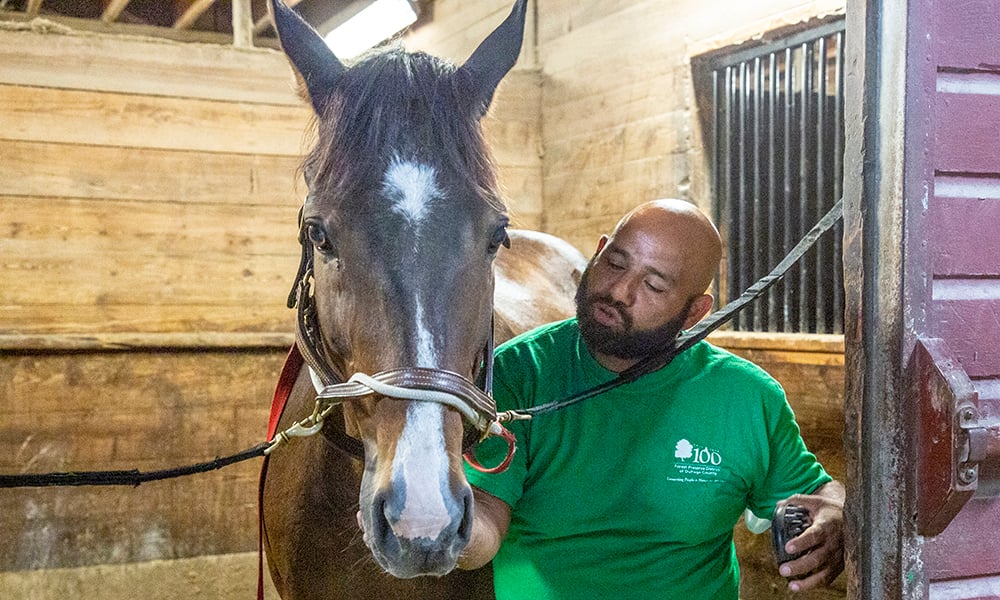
top-left (281, 208), bottom-right (515, 471)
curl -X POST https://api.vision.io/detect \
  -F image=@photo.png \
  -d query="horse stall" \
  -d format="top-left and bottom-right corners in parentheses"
top-left (1, 1), bottom-right (846, 599)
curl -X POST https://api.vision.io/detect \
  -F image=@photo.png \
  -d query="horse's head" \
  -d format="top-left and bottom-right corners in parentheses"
top-left (269, 0), bottom-right (526, 578)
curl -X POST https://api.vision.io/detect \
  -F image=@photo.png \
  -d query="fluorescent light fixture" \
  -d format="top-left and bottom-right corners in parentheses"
top-left (324, 0), bottom-right (417, 59)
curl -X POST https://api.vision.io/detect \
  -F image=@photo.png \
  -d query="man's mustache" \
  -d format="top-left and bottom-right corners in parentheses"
top-left (588, 295), bottom-right (632, 330)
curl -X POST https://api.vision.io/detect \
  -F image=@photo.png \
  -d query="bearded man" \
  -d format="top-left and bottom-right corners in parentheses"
top-left (459, 199), bottom-right (845, 599)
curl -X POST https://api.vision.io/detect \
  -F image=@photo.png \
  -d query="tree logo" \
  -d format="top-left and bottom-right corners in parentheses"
top-left (674, 439), bottom-right (693, 461)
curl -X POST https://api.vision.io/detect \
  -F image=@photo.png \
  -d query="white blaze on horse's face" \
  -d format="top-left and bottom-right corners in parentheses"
top-left (381, 157), bottom-right (455, 544)
top-left (390, 403), bottom-right (452, 540)
top-left (384, 158), bottom-right (440, 367)
top-left (385, 158), bottom-right (438, 227)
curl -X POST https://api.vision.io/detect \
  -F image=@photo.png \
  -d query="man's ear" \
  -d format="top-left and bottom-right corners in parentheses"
top-left (594, 235), bottom-right (609, 256)
top-left (684, 294), bottom-right (715, 329)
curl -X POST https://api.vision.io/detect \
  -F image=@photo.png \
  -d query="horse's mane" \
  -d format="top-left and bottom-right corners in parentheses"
top-left (305, 46), bottom-right (505, 216)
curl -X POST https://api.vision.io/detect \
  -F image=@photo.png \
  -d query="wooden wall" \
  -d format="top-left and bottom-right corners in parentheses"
top-left (0, 23), bottom-right (309, 572)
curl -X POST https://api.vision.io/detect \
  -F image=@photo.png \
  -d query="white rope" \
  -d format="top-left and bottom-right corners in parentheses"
top-left (265, 369), bottom-right (495, 456)
top-left (346, 372), bottom-right (488, 430)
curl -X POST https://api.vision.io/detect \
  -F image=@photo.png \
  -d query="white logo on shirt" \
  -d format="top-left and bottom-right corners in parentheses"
top-left (669, 438), bottom-right (724, 483)
top-left (674, 438), bottom-right (722, 465)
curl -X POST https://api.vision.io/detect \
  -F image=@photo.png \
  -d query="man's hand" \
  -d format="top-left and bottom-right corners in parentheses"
top-left (776, 480), bottom-right (845, 592)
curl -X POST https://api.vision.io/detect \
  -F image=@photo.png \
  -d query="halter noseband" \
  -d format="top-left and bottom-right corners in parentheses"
top-left (269, 207), bottom-right (517, 473)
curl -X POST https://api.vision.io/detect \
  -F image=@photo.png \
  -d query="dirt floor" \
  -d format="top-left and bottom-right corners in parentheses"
top-left (0, 552), bottom-right (279, 600)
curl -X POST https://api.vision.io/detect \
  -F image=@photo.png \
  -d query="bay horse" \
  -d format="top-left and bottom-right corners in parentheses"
top-left (260, 1), bottom-right (585, 598)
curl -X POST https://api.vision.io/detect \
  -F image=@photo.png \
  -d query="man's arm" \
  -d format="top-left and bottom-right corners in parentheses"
top-left (457, 486), bottom-right (512, 570)
top-left (777, 479), bottom-right (845, 592)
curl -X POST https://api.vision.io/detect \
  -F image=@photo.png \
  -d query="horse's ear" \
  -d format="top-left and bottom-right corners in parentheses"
top-left (269, 0), bottom-right (346, 114)
top-left (457, 0), bottom-right (528, 117)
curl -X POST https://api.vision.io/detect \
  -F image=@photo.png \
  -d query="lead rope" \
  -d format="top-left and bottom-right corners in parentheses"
top-left (496, 196), bottom-right (845, 421)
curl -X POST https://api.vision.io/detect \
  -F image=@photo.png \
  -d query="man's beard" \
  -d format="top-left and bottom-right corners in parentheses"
top-left (575, 261), bottom-right (693, 360)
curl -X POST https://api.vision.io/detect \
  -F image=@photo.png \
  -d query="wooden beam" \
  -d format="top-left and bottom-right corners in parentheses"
top-left (0, 28), bottom-right (294, 103)
top-left (173, 0), bottom-right (218, 30)
top-left (25, 0), bottom-right (42, 17)
top-left (0, 332), bottom-right (293, 352)
top-left (252, 0), bottom-right (304, 34)
top-left (232, 0), bottom-right (253, 47)
top-left (100, 0), bottom-right (133, 24)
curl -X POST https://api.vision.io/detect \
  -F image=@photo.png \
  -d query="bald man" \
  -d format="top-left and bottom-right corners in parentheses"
top-left (461, 199), bottom-right (845, 599)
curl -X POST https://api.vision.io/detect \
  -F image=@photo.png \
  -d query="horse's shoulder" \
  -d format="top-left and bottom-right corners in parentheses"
top-left (494, 229), bottom-right (587, 342)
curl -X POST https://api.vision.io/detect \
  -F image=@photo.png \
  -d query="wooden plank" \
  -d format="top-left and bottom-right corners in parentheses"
top-left (535, 0), bottom-right (648, 46)
top-left (101, 0), bottom-right (132, 23)
top-left (232, 0), bottom-right (253, 47)
top-left (929, 196), bottom-right (1000, 276)
top-left (543, 112), bottom-right (690, 177)
top-left (174, 0), bottom-right (219, 30)
top-left (0, 304), bottom-right (294, 336)
top-left (934, 90), bottom-right (1000, 174)
top-left (0, 85), bottom-right (310, 156)
top-left (0, 140), bottom-right (304, 205)
top-left (924, 496), bottom-right (1000, 580)
top-left (1, 196), bottom-right (299, 258)
top-left (484, 118), bottom-right (542, 168)
top-left (934, 0), bottom-right (1000, 71)
top-left (708, 331), bottom-right (845, 353)
top-left (0, 553), bottom-right (280, 600)
top-left (932, 299), bottom-right (1000, 378)
top-left (0, 28), bottom-right (299, 104)
top-left (0, 247), bottom-right (297, 307)
top-left (542, 62), bottom-right (686, 145)
top-left (0, 332), bottom-right (293, 352)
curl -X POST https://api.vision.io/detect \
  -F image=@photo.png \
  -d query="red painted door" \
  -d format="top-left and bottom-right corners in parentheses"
top-left (916, 1), bottom-right (1000, 595)
top-left (843, 0), bottom-right (1000, 598)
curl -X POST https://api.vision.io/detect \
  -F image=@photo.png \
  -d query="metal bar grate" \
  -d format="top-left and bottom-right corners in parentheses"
top-left (708, 20), bottom-right (845, 334)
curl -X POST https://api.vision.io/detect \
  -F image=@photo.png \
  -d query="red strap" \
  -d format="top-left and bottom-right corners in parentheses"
top-left (259, 345), bottom-right (303, 599)
top-left (462, 424), bottom-right (517, 474)
top-left (268, 345), bottom-right (304, 441)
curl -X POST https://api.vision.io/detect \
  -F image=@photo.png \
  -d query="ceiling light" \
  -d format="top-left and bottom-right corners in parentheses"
top-left (323, 0), bottom-right (417, 59)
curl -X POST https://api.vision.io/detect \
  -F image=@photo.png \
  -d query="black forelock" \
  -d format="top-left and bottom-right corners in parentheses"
top-left (303, 46), bottom-right (505, 217)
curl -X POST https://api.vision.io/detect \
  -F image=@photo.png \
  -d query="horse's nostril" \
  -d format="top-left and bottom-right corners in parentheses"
top-left (371, 494), bottom-right (393, 547)
top-left (458, 486), bottom-right (474, 543)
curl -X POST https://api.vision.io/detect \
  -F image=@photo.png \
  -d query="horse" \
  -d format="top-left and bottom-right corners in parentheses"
top-left (259, 1), bottom-right (586, 598)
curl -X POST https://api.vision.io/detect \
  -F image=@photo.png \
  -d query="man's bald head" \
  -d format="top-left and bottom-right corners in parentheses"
top-left (607, 199), bottom-right (723, 298)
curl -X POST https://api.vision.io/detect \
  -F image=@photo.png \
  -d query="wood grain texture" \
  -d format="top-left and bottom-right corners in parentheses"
top-left (0, 84), bottom-right (311, 156)
top-left (0, 351), bottom-right (285, 570)
top-left (0, 27), bottom-right (299, 104)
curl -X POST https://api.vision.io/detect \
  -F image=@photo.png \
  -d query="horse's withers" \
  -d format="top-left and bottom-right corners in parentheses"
top-left (266, 0), bottom-right (529, 583)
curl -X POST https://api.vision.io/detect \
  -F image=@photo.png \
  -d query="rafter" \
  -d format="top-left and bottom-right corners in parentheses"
top-left (25, 0), bottom-right (43, 17)
top-left (252, 0), bottom-right (304, 34)
top-left (173, 0), bottom-right (218, 30)
top-left (100, 0), bottom-right (133, 24)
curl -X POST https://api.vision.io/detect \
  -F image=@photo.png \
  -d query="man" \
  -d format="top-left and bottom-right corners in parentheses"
top-left (460, 199), bottom-right (845, 598)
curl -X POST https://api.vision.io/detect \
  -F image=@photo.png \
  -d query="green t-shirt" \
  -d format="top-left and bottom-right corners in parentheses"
top-left (465, 318), bottom-right (831, 600)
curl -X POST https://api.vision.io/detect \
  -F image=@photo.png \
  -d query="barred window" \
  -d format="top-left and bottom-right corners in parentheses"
top-left (704, 20), bottom-right (846, 334)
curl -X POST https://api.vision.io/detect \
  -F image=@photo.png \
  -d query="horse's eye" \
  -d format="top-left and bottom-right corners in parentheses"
top-left (306, 222), bottom-right (334, 254)
top-left (488, 225), bottom-right (511, 255)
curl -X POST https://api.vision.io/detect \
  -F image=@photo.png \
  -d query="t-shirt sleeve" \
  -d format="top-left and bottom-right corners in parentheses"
top-left (746, 379), bottom-right (832, 520)
top-left (463, 354), bottom-right (531, 508)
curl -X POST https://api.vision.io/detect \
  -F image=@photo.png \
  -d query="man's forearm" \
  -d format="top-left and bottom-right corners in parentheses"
top-left (457, 487), bottom-right (511, 570)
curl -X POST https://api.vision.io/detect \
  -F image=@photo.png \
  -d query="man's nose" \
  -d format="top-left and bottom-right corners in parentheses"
top-left (607, 273), bottom-right (638, 306)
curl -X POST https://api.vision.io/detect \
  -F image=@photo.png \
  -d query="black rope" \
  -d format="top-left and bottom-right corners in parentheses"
top-left (512, 197), bottom-right (844, 418)
top-left (0, 442), bottom-right (270, 488)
